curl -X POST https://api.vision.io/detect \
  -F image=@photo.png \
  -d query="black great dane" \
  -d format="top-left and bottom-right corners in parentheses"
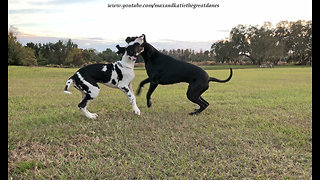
top-left (117, 34), bottom-right (233, 115)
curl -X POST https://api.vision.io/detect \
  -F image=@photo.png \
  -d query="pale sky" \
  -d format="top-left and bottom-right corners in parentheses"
top-left (8, 0), bottom-right (312, 51)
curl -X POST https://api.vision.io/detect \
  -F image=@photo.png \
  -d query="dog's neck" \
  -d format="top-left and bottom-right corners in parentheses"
top-left (119, 52), bottom-right (135, 69)
top-left (140, 43), bottom-right (158, 64)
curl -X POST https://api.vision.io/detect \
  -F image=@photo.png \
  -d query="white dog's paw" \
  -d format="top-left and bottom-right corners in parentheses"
top-left (91, 113), bottom-right (98, 119)
top-left (133, 108), bottom-right (141, 116)
top-left (86, 112), bottom-right (98, 119)
top-left (80, 108), bottom-right (98, 119)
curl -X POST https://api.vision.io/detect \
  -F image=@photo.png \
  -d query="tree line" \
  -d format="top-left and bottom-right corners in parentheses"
top-left (8, 20), bottom-right (311, 66)
top-left (212, 20), bottom-right (312, 65)
top-left (159, 49), bottom-right (211, 62)
top-left (24, 40), bottom-right (121, 66)
top-left (8, 26), bottom-right (121, 67)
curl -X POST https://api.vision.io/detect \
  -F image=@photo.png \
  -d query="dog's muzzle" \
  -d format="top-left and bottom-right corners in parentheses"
top-left (129, 56), bottom-right (137, 61)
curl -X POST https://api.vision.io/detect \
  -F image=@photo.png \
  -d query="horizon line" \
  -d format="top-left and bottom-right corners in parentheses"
top-left (14, 32), bottom-right (217, 52)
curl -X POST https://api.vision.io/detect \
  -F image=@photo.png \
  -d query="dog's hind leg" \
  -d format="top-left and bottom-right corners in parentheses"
top-left (194, 96), bottom-right (210, 112)
top-left (78, 94), bottom-right (98, 119)
top-left (74, 77), bottom-right (100, 119)
top-left (186, 82), bottom-right (209, 115)
top-left (199, 96), bottom-right (209, 106)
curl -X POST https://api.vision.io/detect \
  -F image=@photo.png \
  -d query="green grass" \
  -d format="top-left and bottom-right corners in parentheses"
top-left (8, 65), bottom-right (312, 179)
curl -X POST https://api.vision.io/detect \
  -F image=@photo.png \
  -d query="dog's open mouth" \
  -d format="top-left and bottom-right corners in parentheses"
top-left (129, 56), bottom-right (137, 61)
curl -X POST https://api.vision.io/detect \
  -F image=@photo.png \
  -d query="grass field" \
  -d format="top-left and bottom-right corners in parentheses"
top-left (8, 65), bottom-right (312, 179)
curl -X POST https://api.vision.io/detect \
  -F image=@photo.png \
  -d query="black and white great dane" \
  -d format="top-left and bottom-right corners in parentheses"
top-left (64, 36), bottom-right (144, 119)
top-left (118, 34), bottom-right (232, 115)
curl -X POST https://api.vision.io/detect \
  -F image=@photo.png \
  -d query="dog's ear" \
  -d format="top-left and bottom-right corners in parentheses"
top-left (125, 36), bottom-right (138, 44)
top-left (125, 37), bottom-right (131, 43)
top-left (141, 34), bottom-right (146, 43)
top-left (115, 44), bottom-right (125, 54)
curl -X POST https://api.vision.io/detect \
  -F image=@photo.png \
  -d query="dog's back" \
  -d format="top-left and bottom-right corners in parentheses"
top-left (77, 64), bottom-right (115, 84)
top-left (142, 43), bottom-right (209, 84)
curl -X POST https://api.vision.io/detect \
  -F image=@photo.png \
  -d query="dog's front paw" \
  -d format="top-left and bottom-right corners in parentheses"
top-left (91, 113), bottom-right (98, 119)
top-left (147, 100), bottom-right (152, 108)
top-left (133, 108), bottom-right (141, 115)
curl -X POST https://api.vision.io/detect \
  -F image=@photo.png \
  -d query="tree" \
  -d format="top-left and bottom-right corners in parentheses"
top-left (8, 27), bottom-right (37, 66)
top-left (211, 21), bottom-right (313, 65)
top-left (211, 39), bottom-right (239, 64)
top-left (82, 49), bottom-right (102, 63)
top-left (8, 30), bottom-right (21, 65)
top-left (99, 48), bottom-right (121, 62)
top-left (289, 20), bottom-right (312, 65)
top-left (229, 24), bottom-right (251, 56)
top-left (248, 22), bottom-right (285, 65)
top-left (20, 47), bottom-right (37, 66)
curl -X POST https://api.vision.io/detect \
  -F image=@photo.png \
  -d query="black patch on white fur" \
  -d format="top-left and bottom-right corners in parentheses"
top-left (115, 64), bottom-right (123, 81)
top-left (126, 42), bottom-right (142, 57)
top-left (116, 45), bottom-right (125, 54)
top-left (78, 94), bottom-right (93, 109)
top-left (112, 79), bottom-right (116, 85)
top-left (100, 64), bottom-right (114, 83)
top-left (125, 36), bottom-right (139, 43)
top-left (64, 85), bottom-right (69, 91)
top-left (73, 73), bottom-right (92, 94)
top-left (121, 87), bottom-right (129, 93)
top-left (76, 64), bottom-right (114, 85)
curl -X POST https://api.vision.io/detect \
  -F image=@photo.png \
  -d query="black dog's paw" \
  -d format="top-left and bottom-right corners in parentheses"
top-left (147, 100), bottom-right (152, 108)
top-left (189, 110), bottom-right (201, 116)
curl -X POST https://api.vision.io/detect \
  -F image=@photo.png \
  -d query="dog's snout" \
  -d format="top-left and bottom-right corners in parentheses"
top-left (130, 56), bottom-right (137, 61)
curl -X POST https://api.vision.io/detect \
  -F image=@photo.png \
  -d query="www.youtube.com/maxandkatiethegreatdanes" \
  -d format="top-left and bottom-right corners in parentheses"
top-left (107, 3), bottom-right (220, 9)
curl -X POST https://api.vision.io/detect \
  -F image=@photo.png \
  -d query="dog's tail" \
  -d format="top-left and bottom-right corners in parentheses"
top-left (209, 68), bottom-right (233, 83)
top-left (64, 76), bottom-right (74, 94)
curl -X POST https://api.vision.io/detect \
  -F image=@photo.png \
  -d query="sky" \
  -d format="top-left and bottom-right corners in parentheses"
top-left (8, 0), bottom-right (312, 52)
